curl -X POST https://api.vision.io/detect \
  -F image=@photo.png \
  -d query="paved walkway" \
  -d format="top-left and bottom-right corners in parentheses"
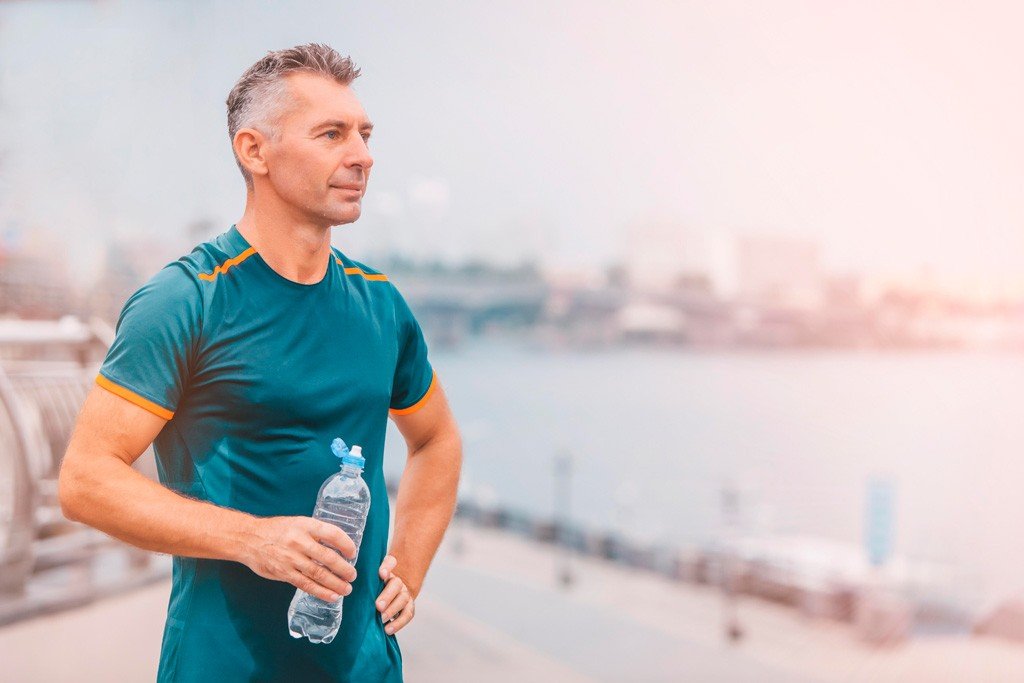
top-left (427, 522), bottom-right (1024, 682)
top-left (2, 522), bottom-right (1024, 681)
top-left (0, 576), bottom-right (589, 682)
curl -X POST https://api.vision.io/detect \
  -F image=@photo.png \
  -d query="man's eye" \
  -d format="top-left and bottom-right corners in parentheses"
top-left (324, 130), bottom-right (339, 140)
top-left (361, 134), bottom-right (371, 142)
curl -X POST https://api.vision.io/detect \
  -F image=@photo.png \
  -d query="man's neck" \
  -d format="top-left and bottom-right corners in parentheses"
top-left (235, 198), bottom-right (334, 285)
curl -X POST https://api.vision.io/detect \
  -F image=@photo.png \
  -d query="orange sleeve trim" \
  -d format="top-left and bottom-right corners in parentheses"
top-left (95, 374), bottom-right (175, 420)
top-left (198, 247), bottom-right (257, 282)
top-left (389, 371), bottom-right (437, 416)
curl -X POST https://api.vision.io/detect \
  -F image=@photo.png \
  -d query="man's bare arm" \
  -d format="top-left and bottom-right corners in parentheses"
top-left (387, 379), bottom-right (462, 599)
top-left (58, 384), bottom-right (359, 603)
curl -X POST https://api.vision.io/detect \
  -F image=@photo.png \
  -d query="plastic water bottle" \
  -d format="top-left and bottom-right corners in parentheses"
top-left (287, 437), bottom-right (371, 644)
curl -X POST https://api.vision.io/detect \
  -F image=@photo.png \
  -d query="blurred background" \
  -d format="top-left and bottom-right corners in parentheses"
top-left (2, 1), bottom-right (1024, 681)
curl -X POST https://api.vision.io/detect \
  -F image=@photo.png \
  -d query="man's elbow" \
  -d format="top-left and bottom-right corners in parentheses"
top-left (57, 454), bottom-right (85, 522)
top-left (433, 422), bottom-right (462, 459)
top-left (450, 426), bottom-right (463, 459)
top-left (440, 424), bottom-right (463, 477)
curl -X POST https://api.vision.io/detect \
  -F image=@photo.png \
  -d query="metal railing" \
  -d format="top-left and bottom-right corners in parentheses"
top-left (0, 316), bottom-right (165, 625)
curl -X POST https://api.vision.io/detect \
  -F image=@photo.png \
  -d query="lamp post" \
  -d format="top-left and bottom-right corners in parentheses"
top-left (720, 481), bottom-right (744, 644)
top-left (554, 449), bottom-right (575, 588)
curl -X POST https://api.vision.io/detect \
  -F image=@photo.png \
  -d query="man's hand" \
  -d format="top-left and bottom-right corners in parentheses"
top-left (240, 516), bottom-right (358, 603)
top-left (376, 554), bottom-right (415, 634)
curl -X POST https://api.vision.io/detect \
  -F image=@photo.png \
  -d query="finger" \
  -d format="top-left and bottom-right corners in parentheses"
top-left (296, 557), bottom-right (353, 600)
top-left (290, 568), bottom-right (346, 603)
top-left (311, 519), bottom-right (357, 560)
top-left (307, 541), bottom-right (358, 583)
top-left (380, 587), bottom-right (412, 623)
top-left (384, 599), bottom-right (414, 635)
top-left (375, 576), bottom-right (405, 614)
top-left (379, 554), bottom-right (397, 580)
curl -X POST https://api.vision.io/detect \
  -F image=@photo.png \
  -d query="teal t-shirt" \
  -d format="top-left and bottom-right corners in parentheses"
top-left (95, 224), bottom-right (436, 682)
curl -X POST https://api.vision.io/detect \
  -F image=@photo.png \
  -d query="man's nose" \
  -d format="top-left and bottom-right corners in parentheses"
top-left (347, 137), bottom-right (373, 171)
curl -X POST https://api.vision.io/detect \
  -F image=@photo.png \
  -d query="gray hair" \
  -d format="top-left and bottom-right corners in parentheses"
top-left (226, 43), bottom-right (361, 189)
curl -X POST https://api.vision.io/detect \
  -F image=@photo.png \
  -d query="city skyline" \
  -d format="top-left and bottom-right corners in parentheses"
top-left (6, 216), bottom-right (1024, 316)
top-left (1, 1), bottom-right (1022, 295)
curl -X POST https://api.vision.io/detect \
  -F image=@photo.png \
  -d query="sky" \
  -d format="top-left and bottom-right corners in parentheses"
top-left (1, 0), bottom-right (1022, 290)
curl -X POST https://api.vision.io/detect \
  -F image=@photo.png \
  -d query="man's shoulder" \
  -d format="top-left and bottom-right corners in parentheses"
top-left (330, 247), bottom-right (387, 277)
top-left (330, 247), bottom-right (396, 291)
top-left (179, 230), bottom-right (255, 283)
top-left (137, 230), bottom-right (252, 292)
top-left (124, 232), bottom-right (243, 313)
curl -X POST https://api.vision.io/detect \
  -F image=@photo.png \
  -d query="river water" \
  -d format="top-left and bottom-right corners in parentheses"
top-left (384, 339), bottom-right (1024, 609)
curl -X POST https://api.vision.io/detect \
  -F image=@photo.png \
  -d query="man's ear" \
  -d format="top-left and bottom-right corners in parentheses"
top-left (234, 128), bottom-right (270, 180)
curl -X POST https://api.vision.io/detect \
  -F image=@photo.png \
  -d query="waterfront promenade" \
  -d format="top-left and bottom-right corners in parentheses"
top-left (2, 522), bottom-right (1023, 681)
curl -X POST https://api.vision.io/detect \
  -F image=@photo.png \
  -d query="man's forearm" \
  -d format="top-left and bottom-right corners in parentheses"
top-left (387, 432), bottom-right (461, 598)
top-left (59, 451), bottom-right (256, 563)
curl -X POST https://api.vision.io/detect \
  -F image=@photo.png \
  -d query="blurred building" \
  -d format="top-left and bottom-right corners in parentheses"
top-left (736, 234), bottom-right (823, 310)
top-left (385, 257), bottom-right (549, 348)
top-left (624, 220), bottom-right (717, 296)
top-left (88, 233), bottom-right (191, 324)
top-left (0, 230), bottom-right (78, 319)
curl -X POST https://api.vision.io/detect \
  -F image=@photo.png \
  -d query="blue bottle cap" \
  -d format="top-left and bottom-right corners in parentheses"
top-left (331, 437), bottom-right (365, 468)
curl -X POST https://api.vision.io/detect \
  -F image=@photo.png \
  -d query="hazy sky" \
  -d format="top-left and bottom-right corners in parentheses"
top-left (1, 0), bottom-right (1021, 288)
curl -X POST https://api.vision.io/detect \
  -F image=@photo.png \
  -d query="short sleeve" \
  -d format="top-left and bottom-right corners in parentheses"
top-left (95, 262), bottom-right (203, 420)
top-left (389, 285), bottom-right (436, 415)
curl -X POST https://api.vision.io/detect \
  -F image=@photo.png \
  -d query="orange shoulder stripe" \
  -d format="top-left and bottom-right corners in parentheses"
top-left (335, 257), bottom-right (389, 281)
top-left (389, 371), bottom-right (438, 416)
top-left (95, 374), bottom-right (175, 420)
top-left (199, 247), bottom-right (257, 282)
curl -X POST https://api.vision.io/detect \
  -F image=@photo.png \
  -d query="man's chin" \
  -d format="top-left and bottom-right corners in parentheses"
top-left (325, 203), bottom-right (361, 226)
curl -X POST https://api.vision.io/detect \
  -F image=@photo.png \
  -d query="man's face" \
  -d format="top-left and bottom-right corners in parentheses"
top-left (261, 72), bottom-right (374, 226)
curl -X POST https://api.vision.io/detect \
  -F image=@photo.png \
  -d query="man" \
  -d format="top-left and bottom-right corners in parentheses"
top-left (58, 43), bottom-right (462, 682)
